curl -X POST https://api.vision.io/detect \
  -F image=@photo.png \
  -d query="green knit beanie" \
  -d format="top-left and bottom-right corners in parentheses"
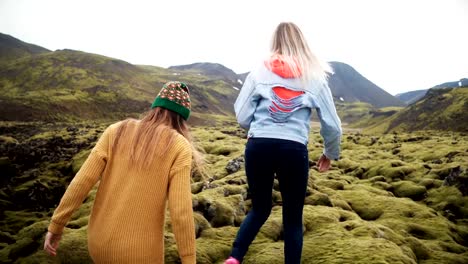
top-left (151, 81), bottom-right (191, 120)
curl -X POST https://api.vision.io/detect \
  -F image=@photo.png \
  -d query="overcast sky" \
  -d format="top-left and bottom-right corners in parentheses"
top-left (1, 0), bottom-right (467, 95)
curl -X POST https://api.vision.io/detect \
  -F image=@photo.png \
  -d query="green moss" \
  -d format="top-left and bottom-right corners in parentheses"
top-left (372, 181), bottom-right (394, 191)
top-left (331, 199), bottom-right (353, 211)
top-left (201, 143), bottom-right (239, 156)
top-left (364, 162), bottom-right (420, 180)
top-left (0, 211), bottom-right (46, 234)
top-left (195, 226), bottom-right (239, 264)
top-left (304, 192), bottom-right (332, 207)
top-left (71, 149), bottom-right (91, 174)
top-left (419, 179), bottom-right (443, 189)
top-left (0, 135), bottom-right (18, 144)
top-left (369, 176), bottom-right (387, 182)
top-left (243, 242), bottom-right (284, 264)
top-left (302, 236), bottom-right (416, 264)
top-left (193, 212), bottom-right (211, 238)
top-left (55, 227), bottom-right (92, 263)
top-left (3, 124), bottom-right (468, 263)
top-left (260, 216), bottom-right (283, 242)
top-left (302, 206), bottom-right (341, 233)
top-left (404, 236), bottom-right (431, 260)
top-left (67, 216), bottom-right (89, 229)
top-left (16, 220), bottom-right (48, 240)
top-left (7, 237), bottom-right (39, 261)
top-left (391, 181), bottom-right (427, 200)
top-left (425, 186), bottom-right (468, 219)
top-left (316, 179), bottom-right (345, 190)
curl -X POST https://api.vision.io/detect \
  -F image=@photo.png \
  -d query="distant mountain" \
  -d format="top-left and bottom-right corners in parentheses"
top-left (396, 78), bottom-right (468, 104)
top-left (327, 62), bottom-right (406, 107)
top-left (432, 78), bottom-right (468, 89)
top-left (169, 62), bottom-right (240, 84)
top-left (199, 60), bottom-right (406, 108)
top-left (0, 33), bottom-right (49, 62)
top-left (395, 89), bottom-right (428, 105)
top-left (362, 87), bottom-right (468, 133)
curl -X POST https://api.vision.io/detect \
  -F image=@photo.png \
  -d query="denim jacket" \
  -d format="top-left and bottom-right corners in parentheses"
top-left (234, 62), bottom-right (342, 160)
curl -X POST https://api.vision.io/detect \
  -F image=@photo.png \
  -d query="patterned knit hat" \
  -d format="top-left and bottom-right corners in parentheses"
top-left (151, 81), bottom-right (191, 120)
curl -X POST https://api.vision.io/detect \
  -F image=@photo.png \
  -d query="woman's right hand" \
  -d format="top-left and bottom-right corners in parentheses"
top-left (317, 154), bottom-right (331, 172)
top-left (44, 231), bottom-right (62, 256)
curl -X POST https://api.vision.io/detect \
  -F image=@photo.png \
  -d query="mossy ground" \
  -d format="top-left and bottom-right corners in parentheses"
top-left (0, 122), bottom-right (467, 263)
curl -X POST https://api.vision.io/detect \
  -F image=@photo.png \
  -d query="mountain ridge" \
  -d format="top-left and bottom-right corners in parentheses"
top-left (2, 32), bottom-right (461, 131)
top-left (0, 33), bottom-right (50, 62)
top-left (396, 78), bottom-right (468, 104)
top-left (327, 61), bottom-right (405, 107)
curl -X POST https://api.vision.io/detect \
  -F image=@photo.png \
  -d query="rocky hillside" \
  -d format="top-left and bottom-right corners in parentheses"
top-left (0, 122), bottom-right (467, 263)
top-left (0, 33), bottom-right (49, 62)
top-left (396, 78), bottom-right (468, 105)
top-left (327, 62), bottom-right (406, 108)
top-left (361, 87), bottom-right (468, 133)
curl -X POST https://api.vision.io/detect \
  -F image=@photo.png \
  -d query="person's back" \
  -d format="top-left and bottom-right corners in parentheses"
top-left (236, 58), bottom-right (341, 155)
top-left (225, 22), bottom-right (342, 264)
top-left (86, 120), bottom-right (194, 263)
top-left (45, 81), bottom-right (197, 264)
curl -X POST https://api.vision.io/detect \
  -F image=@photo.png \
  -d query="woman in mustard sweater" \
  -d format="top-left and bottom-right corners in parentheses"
top-left (44, 81), bottom-right (200, 263)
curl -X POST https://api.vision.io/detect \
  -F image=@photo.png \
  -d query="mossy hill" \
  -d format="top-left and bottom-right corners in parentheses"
top-left (0, 121), bottom-right (467, 263)
top-left (0, 33), bottom-right (424, 128)
top-left (333, 101), bottom-right (403, 125)
top-left (360, 87), bottom-right (468, 133)
top-left (0, 49), bottom-right (238, 123)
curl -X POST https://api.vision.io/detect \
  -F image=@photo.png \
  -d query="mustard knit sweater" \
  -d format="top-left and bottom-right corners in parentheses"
top-left (48, 121), bottom-right (196, 263)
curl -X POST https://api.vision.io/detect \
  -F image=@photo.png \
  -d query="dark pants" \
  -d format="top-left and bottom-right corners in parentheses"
top-left (230, 137), bottom-right (309, 264)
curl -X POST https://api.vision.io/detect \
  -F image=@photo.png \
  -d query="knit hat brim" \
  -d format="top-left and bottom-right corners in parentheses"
top-left (151, 97), bottom-right (190, 120)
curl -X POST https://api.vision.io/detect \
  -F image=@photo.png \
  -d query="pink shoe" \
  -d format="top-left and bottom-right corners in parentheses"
top-left (224, 256), bottom-right (240, 264)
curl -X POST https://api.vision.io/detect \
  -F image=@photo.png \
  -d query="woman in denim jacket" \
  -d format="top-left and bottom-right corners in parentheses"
top-left (225, 22), bottom-right (342, 264)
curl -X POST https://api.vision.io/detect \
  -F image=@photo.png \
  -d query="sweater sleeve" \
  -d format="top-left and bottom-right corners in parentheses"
top-left (315, 82), bottom-right (342, 160)
top-left (48, 126), bottom-right (111, 234)
top-left (234, 72), bottom-right (259, 130)
top-left (168, 140), bottom-right (196, 264)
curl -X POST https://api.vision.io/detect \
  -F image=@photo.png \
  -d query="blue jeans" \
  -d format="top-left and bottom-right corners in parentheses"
top-left (230, 137), bottom-right (309, 264)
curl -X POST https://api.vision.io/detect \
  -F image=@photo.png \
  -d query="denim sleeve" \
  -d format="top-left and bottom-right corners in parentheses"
top-left (315, 83), bottom-right (342, 160)
top-left (234, 73), bottom-right (259, 130)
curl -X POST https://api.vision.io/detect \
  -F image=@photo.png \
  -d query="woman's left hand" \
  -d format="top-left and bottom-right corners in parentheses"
top-left (43, 231), bottom-right (62, 256)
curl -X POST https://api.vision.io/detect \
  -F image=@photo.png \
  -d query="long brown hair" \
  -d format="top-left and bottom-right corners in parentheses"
top-left (112, 107), bottom-right (204, 174)
top-left (271, 22), bottom-right (330, 85)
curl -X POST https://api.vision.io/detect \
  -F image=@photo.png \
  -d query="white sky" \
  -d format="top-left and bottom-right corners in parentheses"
top-left (0, 0), bottom-right (467, 95)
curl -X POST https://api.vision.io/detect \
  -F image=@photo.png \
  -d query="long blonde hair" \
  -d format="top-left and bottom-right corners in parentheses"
top-left (271, 22), bottom-right (330, 85)
top-left (113, 107), bottom-right (204, 175)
